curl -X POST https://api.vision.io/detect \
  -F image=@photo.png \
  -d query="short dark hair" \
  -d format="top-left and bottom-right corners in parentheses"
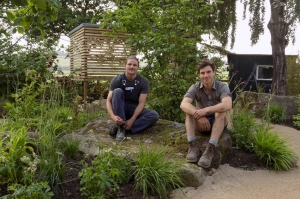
top-left (126, 56), bottom-right (139, 67)
top-left (197, 59), bottom-right (215, 74)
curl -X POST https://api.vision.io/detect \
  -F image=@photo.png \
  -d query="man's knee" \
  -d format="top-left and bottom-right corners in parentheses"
top-left (113, 88), bottom-right (123, 95)
top-left (150, 110), bottom-right (159, 122)
top-left (214, 112), bottom-right (228, 127)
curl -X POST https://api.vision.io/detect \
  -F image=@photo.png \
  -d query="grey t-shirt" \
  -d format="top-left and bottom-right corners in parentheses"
top-left (109, 73), bottom-right (150, 104)
top-left (184, 79), bottom-right (231, 109)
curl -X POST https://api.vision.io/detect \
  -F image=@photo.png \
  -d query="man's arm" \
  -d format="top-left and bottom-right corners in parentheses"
top-left (180, 97), bottom-right (197, 115)
top-left (205, 96), bottom-right (232, 114)
top-left (194, 96), bottom-right (232, 119)
top-left (131, 93), bottom-right (147, 121)
top-left (106, 91), bottom-right (114, 118)
top-left (180, 96), bottom-right (232, 119)
top-left (204, 96), bottom-right (232, 114)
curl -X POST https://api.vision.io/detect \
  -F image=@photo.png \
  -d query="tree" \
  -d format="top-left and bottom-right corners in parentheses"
top-left (0, 0), bottom-right (61, 54)
top-left (32, 0), bottom-right (114, 45)
top-left (100, 0), bottom-right (236, 121)
top-left (242, 0), bottom-right (300, 95)
top-left (0, 0), bottom-right (61, 35)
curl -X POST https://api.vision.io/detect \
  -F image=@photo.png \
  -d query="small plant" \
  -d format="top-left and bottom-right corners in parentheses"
top-left (253, 126), bottom-right (298, 171)
top-left (230, 106), bottom-right (256, 151)
top-left (78, 145), bottom-right (132, 198)
top-left (58, 136), bottom-right (80, 159)
top-left (36, 149), bottom-right (66, 190)
top-left (132, 145), bottom-right (184, 198)
top-left (263, 103), bottom-right (286, 124)
top-left (2, 182), bottom-right (54, 199)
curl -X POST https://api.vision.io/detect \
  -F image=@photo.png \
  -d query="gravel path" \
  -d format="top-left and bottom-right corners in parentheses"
top-left (170, 123), bottom-right (300, 199)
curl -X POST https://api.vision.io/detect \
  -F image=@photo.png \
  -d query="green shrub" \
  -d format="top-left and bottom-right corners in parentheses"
top-left (253, 127), bottom-right (298, 171)
top-left (132, 146), bottom-right (184, 198)
top-left (263, 103), bottom-right (286, 124)
top-left (78, 146), bottom-right (132, 198)
top-left (230, 107), bottom-right (256, 151)
top-left (0, 127), bottom-right (34, 185)
top-left (293, 94), bottom-right (300, 129)
top-left (286, 55), bottom-right (300, 96)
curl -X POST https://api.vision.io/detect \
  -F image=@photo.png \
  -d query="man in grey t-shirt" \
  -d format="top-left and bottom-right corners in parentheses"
top-left (180, 59), bottom-right (232, 168)
top-left (106, 56), bottom-right (159, 141)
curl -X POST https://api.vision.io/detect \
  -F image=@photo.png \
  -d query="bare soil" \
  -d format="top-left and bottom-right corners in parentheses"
top-left (52, 147), bottom-right (266, 199)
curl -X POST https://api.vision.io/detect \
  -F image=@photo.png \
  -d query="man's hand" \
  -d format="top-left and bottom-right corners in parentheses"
top-left (197, 117), bottom-right (211, 132)
top-left (125, 118), bottom-right (135, 130)
top-left (112, 115), bottom-right (125, 125)
top-left (193, 108), bottom-right (207, 120)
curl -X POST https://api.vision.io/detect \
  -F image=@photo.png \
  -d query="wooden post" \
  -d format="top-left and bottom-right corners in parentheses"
top-left (84, 80), bottom-right (88, 103)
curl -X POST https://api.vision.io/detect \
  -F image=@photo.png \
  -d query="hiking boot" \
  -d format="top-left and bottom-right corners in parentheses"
top-left (198, 143), bottom-right (215, 168)
top-left (109, 125), bottom-right (118, 137)
top-left (116, 128), bottom-right (125, 141)
top-left (186, 140), bottom-right (200, 163)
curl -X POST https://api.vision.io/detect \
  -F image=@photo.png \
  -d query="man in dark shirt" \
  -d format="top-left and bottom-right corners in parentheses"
top-left (180, 59), bottom-right (232, 168)
top-left (106, 56), bottom-right (159, 141)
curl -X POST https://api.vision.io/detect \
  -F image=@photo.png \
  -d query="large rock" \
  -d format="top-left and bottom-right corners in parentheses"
top-left (61, 114), bottom-right (232, 187)
top-left (235, 91), bottom-right (300, 126)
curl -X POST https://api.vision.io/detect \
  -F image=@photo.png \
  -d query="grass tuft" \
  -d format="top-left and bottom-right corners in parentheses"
top-left (132, 145), bottom-right (184, 198)
top-left (253, 129), bottom-right (298, 171)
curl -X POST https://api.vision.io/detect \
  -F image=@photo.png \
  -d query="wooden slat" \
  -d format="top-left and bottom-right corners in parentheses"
top-left (69, 23), bottom-right (136, 94)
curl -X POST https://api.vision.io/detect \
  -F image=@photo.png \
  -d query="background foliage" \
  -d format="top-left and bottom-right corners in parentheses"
top-left (100, 0), bottom-right (235, 121)
top-left (286, 55), bottom-right (300, 96)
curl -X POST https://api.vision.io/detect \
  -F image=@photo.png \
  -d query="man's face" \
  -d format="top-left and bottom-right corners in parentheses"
top-left (125, 59), bottom-right (139, 75)
top-left (199, 65), bottom-right (215, 84)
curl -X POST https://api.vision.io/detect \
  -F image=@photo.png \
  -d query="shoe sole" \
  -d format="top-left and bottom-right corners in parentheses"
top-left (186, 159), bottom-right (198, 163)
top-left (197, 162), bottom-right (210, 168)
top-left (116, 137), bottom-right (125, 141)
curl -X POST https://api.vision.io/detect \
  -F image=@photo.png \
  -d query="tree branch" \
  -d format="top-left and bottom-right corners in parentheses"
top-left (0, 34), bottom-right (26, 54)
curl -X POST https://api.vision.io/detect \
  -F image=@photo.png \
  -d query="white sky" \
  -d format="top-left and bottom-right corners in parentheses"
top-left (228, 2), bottom-right (300, 55)
top-left (59, 2), bottom-right (300, 56)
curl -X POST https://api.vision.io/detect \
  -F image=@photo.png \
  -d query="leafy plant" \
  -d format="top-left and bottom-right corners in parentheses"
top-left (230, 106), bottom-right (256, 151)
top-left (78, 146), bottom-right (132, 198)
top-left (263, 103), bottom-right (286, 124)
top-left (253, 126), bottom-right (298, 171)
top-left (0, 127), bottom-right (34, 185)
top-left (2, 182), bottom-right (54, 199)
top-left (132, 146), bottom-right (184, 198)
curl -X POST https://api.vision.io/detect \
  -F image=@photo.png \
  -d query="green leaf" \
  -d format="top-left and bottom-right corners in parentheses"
top-left (14, 17), bottom-right (22, 26)
top-left (17, 27), bottom-right (25, 34)
top-left (36, 0), bottom-right (47, 9)
top-left (11, 0), bottom-right (28, 6)
top-left (6, 11), bottom-right (16, 21)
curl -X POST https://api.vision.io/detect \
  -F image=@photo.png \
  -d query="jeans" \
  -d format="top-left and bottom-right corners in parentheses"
top-left (111, 88), bottom-right (159, 133)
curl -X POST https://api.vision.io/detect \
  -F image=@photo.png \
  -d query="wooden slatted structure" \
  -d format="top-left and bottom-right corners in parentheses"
top-left (68, 23), bottom-right (136, 102)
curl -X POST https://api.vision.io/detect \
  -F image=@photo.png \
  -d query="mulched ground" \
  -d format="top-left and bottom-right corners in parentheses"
top-left (0, 149), bottom-right (265, 199)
